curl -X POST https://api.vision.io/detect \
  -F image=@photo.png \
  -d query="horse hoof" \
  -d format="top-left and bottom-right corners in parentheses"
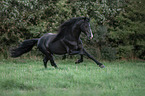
top-left (99, 65), bottom-right (105, 68)
top-left (54, 65), bottom-right (58, 68)
top-left (75, 60), bottom-right (79, 64)
top-left (75, 59), bottom-right (83, 64)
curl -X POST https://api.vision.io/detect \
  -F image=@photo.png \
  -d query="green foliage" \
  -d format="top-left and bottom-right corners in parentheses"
top-left (0, 0), bottom-right (144, 60)
top-left (108, 0), bottom-right (145, 59)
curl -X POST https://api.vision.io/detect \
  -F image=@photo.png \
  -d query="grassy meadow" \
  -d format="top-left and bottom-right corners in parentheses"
top-left (0, 58), bottom-right (145, 96)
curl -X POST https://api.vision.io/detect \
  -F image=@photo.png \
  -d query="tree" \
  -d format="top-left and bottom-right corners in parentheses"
top-left (108, 0), bottom-right (145, 59)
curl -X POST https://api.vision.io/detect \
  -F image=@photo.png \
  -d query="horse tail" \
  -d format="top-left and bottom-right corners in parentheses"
top-left (10, 38), bottom-right (39, 57)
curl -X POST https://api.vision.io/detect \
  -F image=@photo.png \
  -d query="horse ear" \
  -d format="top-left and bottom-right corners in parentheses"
top-left (84, 17), bottom-right (87, 21)
top-left (83, 17), bottom-right (90, 22)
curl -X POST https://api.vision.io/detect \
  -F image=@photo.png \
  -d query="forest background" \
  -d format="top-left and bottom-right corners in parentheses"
top-left (0, 0), bottom-right (145, 60)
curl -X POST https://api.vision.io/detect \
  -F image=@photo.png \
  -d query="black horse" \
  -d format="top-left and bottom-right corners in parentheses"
top-left (10, 17), bottom-right (105, 68)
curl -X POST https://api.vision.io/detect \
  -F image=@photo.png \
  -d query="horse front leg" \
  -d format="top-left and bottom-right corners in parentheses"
top-left (75, 41), bottom-right (84, 64)
top-left (75, 54), bottom-right (83, 64)
top-left (83, 48), bottom-right (105, 68)
top-left (60, 39), bottom-right (70, 53)
top-left (62, 54), bottom-right (67, 60)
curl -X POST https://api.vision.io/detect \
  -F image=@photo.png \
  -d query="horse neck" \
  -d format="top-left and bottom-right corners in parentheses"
top-left (71, 25), bottom-right (81, 40)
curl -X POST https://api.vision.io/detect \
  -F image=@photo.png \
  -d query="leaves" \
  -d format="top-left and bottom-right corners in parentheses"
top-left (0, 0), bottom-right (144, 60)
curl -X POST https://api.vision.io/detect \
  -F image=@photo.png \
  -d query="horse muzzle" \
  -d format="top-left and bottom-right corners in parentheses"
top-left (90, 32), bottom-right (93, 39)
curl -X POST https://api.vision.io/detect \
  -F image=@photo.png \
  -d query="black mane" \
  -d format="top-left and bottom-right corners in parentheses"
top-left (53, 17), bottom-right (89, 42)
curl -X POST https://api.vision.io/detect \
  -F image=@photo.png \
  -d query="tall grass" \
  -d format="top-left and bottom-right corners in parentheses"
top-left (0, 58), bottom-right (145, 96)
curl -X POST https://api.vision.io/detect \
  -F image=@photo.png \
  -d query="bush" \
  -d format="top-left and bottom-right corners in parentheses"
top-left (1, 0), bottom-right (144, 60)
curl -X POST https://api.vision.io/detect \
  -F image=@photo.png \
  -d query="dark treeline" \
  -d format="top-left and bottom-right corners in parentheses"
top-left (0, 0), bottom-right (145, 60)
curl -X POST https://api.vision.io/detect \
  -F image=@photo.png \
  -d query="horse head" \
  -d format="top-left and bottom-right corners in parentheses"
top-left (80, 17), bottom-right (93, 39)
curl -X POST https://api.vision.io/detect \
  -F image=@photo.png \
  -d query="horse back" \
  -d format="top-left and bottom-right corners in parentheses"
top-left (37, 33), bottom-right (56, 49)
top-left (37, 33), bottom-right (67, 55)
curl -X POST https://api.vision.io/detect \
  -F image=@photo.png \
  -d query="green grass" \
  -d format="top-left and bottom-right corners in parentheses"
top-left (0, 58), bottom-right (145, 96)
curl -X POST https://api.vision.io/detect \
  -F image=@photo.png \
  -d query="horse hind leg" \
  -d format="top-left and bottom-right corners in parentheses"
top-left (43, 53), bottom-right (57, 68)
top-left (43, 56), bottom-right (57, 68)
top-left (38, 45), bottom-right (58, 68)
top-left (44, 52), bottom-right (58, 68)
top-left (43, 56), bottom-right (49, 68)
top-left (49, 54), bottom-right (58, 68)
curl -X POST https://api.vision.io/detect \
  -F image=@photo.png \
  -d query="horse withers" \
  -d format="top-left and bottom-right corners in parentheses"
top-left (10, 17), bottom-right (105, 68)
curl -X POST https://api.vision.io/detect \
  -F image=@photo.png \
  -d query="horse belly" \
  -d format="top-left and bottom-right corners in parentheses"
top-left (49, 42), bottom-right (67, 55)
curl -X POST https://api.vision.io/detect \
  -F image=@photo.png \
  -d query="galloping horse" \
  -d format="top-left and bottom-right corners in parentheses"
top-left (10, 17), bottom-right (105, 68)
